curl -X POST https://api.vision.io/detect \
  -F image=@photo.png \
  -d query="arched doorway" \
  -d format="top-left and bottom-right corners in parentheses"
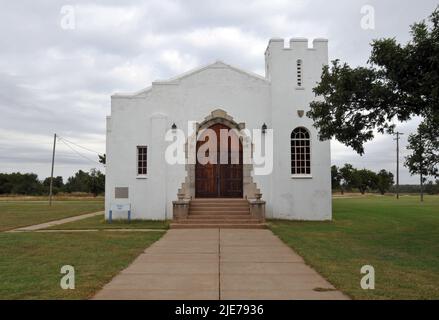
top-left (195, 123), bottom-right (243, 198)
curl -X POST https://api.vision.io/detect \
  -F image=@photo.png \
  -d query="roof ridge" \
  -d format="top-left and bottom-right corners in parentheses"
top-left (112, 60), bottom-right (269, 97)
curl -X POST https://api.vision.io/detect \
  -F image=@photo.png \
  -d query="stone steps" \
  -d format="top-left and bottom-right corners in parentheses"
top-left (190, 204), bottom-right (249, 208)
top-left (170, 223), bottom-right (266, 229)
top-left (190, 206), bottom-right (250, 211)
top-left (187, 214), bottom-right (254, 219)
top-left (171, 198), bottom-right (266, 229)
top-left (182, 219), bottom-right (260, 224)
top-left (189, 209), bottom-right (250, 215)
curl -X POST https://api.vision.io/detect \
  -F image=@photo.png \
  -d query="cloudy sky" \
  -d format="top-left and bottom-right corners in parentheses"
top-left (0, 0), bottom-right (437, 183)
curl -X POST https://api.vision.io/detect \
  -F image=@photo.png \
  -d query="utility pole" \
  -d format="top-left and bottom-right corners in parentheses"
top-left (419, 133), bottom-right (424, 202)
top-left (49, 133), bottom-right (57, 206)
top-left (393, 132), bottom-right (404, 199)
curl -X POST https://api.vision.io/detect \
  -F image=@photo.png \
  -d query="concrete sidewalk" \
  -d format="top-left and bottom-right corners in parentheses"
top-left (8, 211), bottom-right (103, 232)
top-left (93, 229), bottom-right (348, 300)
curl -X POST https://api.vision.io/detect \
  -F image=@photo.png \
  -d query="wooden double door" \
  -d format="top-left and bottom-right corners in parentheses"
top-left (195, 124), bottom-right (243, 198)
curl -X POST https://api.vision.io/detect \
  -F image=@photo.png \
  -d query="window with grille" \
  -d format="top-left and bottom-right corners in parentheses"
top-left (137, 146), bottom-right (147, 175)
top-left (291, 127), bottom-right (310, 175)
top-left (297, 59), bottom-right (302, 87)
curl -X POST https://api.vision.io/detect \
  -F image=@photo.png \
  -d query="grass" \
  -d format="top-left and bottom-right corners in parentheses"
top-left (0, 195), bottom-right (104, 201)
top-left (2, 195), bottom-right (437, 299)
top-left (46, 214), bottom-right (169, 230)
top-left (268, 195), bottom-right (439, 300)
top-left (0, 231), bottom-right (164, 299)
top-left (0, 200), bottom-right (104, 231)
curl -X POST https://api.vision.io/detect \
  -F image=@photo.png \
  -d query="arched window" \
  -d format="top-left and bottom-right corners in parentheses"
top-left (291, 127), bottom-right (310, 175)
top-left (296, 59), bottom-right (302, 87)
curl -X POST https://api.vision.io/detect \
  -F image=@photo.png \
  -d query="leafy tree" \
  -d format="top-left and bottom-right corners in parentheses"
top-left (88, 168), bottom-right (105, 196)
top-left (98, 154), bottom-right (106, 165)
top-left (405, 120), bottom-right (438, 179)
top-left (42, 176), bottom-right (64, 194)
top-left (0, 173), bottom-right (13, 194)
top-left (376, 169), bottom-right (394, 195)
top-left (0, 172), bottom-right (43, 195)
top-left (308, 7), bottom-right (439, 178)
top-left (64, 170), bottom-right (91, 193)
top-left (424, 180), bottom-right (439, 194)
top-left (0, 170), bottom-right (105, 196)
top-left (63, 169), bottom-right (105, 195)
top-left (43, 176), bottom-right (64, 188)
top-left (331, 165), bottom-right (342, 192)
top-left (353, 169), bottom-right (378, 195)
top-left (339, 163), bottom-right (356, 193)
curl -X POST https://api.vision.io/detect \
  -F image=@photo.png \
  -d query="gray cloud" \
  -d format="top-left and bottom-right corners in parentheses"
top-left (0, 0), bottom-right (437, 182)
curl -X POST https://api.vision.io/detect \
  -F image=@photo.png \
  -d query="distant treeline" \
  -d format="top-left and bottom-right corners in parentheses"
top-left (390, 183), bottom-right (439, 195)
top-left (0, 169), bottom-right (105, 196)
top-left (332, 164), bottom-right (439, 195)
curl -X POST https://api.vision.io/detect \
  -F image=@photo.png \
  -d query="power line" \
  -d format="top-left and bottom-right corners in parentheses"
top-left (47, 133), bottom-right (103, 205)
top-left (57, 135), bottom-right (103, 155)
top-left (58, 138), bottom-right (103, 166)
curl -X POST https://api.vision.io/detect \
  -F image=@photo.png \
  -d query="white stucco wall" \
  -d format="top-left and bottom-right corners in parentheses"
top-left (105, 38), bottom-right (331, 221)
top-left (266, 38), bottom-right (331, 220)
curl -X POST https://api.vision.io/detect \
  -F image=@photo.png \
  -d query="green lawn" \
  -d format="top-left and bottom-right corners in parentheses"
top-left (0, 231), bottom-right (164, 299)
top-left (46, 214), bottom-right (169, 230)
top-left (0, 200), bottom-right (104, 231)
top-left (268, 195), bottom-right (439, 300)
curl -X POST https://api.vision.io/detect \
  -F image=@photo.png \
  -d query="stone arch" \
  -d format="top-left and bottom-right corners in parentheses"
top-left (177, 109), bottom-right (261, 199)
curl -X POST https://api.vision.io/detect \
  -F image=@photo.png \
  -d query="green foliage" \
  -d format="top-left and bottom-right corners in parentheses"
top-left (376, 169), bottom-right (394, 195)
top-left (389, 182), bottom-right (439, 194)
top-left (308, 7), bottom-right (439, 178)
top-left (332, 164), bottom-right (394, 195)
top-left (88, 169), bottom-right (105, 197)
top-left (63, 169), bottom-right (105, 196)
top-left (63, 170), bottom-right (91, 193)
top-left (0, 173), bottom-right (44, 195)
top-left (98, 154), bottom-right (106, 165)
top-left (405, 117), bottom-right (439, 178)
top-left (339, 163), bottom-right (356, 191)
top-left (331, 165), bottom-right (342, 190)
top-left (308, 61), bottom-right (393, 153)
top-left (0, 169), bottom-right (105, 196)
top-left (43, 176), bottom-right (63, 188)
top-left (42, 176), bottom-right (64, 195)
top-left (424, 180), bottom-right (439, 194)
top-left (353, 169), bottom-right (378, 195)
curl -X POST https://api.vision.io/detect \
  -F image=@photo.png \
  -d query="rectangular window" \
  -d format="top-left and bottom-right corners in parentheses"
top-left (297, 59), bottom-right (303, 87)
top-left (137, 146), bottom-right (147, 175)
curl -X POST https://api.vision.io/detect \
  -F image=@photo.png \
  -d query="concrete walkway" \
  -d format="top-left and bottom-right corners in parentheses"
top-left (93, 229), bottom-right (348, 300)
top-left (7, 211), bottom-right (103, 232)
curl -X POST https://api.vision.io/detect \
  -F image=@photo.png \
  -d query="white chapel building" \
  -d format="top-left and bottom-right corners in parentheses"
top-left (105, 38), bottom-right (332, 224)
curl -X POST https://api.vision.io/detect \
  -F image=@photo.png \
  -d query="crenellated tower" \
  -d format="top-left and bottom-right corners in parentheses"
top-left (265, 38), bottom-right (331, 220)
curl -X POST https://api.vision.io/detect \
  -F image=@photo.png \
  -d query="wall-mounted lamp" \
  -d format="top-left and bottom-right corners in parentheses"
top-left (171, 123), bottom-right (177, 130)
top-left (261, 123), bottom-right (267, 134)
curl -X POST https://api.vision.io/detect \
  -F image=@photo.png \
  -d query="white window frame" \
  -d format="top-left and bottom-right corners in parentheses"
top-left (291, 127), bottom-right (311, 178)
